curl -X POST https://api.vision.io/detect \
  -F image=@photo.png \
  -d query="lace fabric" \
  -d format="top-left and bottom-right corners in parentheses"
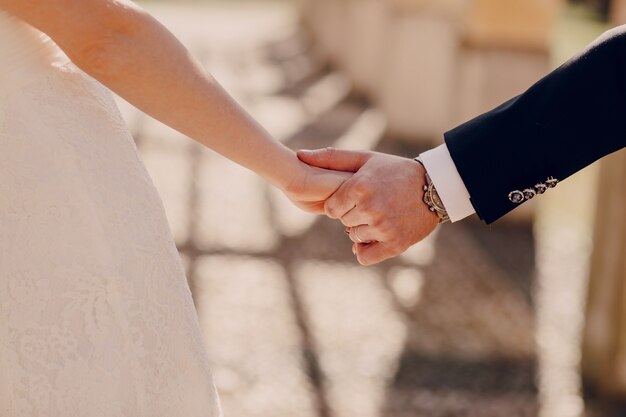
top-left (0, 19), bottom-right (223, 417)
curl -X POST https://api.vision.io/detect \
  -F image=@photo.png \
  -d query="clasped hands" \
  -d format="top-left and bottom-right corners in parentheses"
top-left (284, 148), bottom-right (440, 266)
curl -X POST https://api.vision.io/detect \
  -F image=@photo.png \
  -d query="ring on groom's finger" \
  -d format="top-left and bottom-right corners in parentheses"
top-left (354, 226), bottom-right (365, 243)
top-left (353, 225), bottom-right (373, 244)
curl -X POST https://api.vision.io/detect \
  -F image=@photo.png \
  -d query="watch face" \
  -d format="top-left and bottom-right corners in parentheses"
top-left (431, 188), bottom-right (444, 208)
top-left (429, 185), bottom-right (449, 222)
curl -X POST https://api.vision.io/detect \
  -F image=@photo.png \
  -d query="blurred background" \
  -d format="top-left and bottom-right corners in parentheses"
top-left (117, 0), bottom-right (626, 416)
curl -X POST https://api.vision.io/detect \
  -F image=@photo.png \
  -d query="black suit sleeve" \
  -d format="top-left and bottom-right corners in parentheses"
top-left (444, 26), bottom-right (626, 224)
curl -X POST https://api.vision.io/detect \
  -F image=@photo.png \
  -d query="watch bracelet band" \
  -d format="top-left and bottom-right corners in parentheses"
top-left (414, 157), bottom-right (450, 224)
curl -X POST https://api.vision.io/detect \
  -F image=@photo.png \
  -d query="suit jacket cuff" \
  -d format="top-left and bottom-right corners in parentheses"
top-left (419, 144), bottom-right (476, 223)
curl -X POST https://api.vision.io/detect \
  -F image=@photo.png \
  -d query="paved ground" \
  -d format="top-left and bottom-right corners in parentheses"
top-left (115, 3), bottom-right (623, 416)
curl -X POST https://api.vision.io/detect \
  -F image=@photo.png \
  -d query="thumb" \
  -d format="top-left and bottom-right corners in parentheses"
top-left (297, 147), bottom-right (372, 173)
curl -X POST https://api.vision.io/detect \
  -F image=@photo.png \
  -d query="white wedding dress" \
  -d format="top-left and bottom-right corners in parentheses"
top-left (0, 11), bottom-right (223, 417)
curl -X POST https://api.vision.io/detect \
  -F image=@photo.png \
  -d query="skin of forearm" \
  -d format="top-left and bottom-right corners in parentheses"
top-left (65, 3), bottom-right (302, 191)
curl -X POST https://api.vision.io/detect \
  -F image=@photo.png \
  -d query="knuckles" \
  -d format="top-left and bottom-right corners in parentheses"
top-left (367, 207), bottom-right (386, 225)
top-left (324, 200), bottom-right (340, 219)
top-left (350, 179), bottom-right (371, 199)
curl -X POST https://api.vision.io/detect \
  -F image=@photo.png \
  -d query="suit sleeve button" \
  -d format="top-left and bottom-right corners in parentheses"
top-left (523, 188), bottom-right (537, 200)
top-left (534, 183), bottom-right (547, 194)
top-left (546, 177), bottom-right (559, 188)
top-left (509, 190), bottom-right (525, 204)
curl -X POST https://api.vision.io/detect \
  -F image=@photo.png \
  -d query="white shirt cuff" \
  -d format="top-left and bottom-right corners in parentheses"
top-left (419, 144), bottom-right (475, 223)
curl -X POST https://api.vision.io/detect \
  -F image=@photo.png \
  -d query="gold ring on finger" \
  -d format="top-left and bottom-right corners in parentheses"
top-left (354, 226), bottom-right (365, 243)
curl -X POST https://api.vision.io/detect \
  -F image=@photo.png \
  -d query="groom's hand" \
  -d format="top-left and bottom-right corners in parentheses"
top-left (297, 148), bottom-right (440, 265)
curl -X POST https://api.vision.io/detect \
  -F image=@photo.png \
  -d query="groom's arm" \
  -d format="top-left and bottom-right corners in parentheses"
top-left (442, 25), bottom-right (626, 224)
top-left (298, 25), bottom-right (626, 265)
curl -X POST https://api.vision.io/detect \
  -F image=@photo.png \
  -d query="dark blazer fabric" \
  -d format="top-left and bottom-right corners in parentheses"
top-left (445, 26), bottom-right (626, 224)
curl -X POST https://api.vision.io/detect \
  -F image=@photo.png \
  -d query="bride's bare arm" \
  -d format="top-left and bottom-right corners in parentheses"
top-left (0, 0), bottom-right (347, 212)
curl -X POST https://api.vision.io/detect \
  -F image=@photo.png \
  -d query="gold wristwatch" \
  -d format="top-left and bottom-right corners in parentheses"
top-left (414, 157), bottom-right (450, 224)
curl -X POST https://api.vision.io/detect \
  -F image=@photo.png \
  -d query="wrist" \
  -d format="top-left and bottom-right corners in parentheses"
top-left (281, 158), bottom-right (314, 196)
top-left (264, 147), bottom-right (303, 192)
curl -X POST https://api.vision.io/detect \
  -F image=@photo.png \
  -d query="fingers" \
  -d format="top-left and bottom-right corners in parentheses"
top-left (323, 179), bottom-right (357, 219)
top-left (297, 148), bottom-right (373, 172)
top-left (344, 229), bottom-right (402, 265)
top-left (294, 200), bottom-right (327, 215)
top-left (324, 152), bottom-right (440, 265)
top-left (326, 200), bottom-right (355, 220)
top-left (354, 242), bottom-right (397, 266)
top-left (324, 173), bottom-right (377, 219)
top-left (284, 162), bottom-right (353, 215)
top-left (340, 206), bottom-right (370, 227)
top-left (309, 168), bottom-right (353, 199)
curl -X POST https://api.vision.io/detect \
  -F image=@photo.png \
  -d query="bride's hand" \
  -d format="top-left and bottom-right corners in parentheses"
top-left (282, 161), bottom-right (352, 214)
